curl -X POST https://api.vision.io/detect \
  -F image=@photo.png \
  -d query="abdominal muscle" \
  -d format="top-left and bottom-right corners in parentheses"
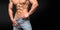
top-left (14, 0), bottom-right (30, 20)
top-left (15, 9), bottom-right (28, 19)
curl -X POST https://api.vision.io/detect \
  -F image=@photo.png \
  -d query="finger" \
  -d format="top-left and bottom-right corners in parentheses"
top-left (13, 24), bottom-right (16, 26)
top-left (13, 24), bottom-right (15, 26)
top-left (15, 23), bottom-right (18, 27)
top-left (13, 23), bottom-right (17, 27)
top-left (15, 23), bottom-right (18, 26)
top-left (22, 16), bottom-right (25, 18)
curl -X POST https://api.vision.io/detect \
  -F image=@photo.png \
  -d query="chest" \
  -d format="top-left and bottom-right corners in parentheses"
top-left (12, 0), bottom-right (27, 4)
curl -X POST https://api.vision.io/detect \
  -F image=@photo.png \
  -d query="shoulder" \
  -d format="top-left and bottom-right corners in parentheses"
top-left (9, 0), bottom-right (13, 2)
top-left (29, 0), bottom-right (37, 3)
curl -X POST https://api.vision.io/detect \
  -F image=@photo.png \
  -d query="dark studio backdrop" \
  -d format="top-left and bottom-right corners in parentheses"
top-left (0, 0), bottom-right (49, 30)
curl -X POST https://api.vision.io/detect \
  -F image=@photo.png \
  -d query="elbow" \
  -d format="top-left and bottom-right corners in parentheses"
top-left (34, 3), bottom-right (39, 7)
top-left (36, 3), bottom-right (39, 6)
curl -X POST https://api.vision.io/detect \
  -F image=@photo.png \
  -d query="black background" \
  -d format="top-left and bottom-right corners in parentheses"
top-left (0, 0), bottom-right (49, 30)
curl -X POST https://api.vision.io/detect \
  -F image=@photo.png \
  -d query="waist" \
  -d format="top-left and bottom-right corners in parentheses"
top-left (14, 15), bottom-right (30, 20)
top-left (15, 9), bottom-right (28, 18)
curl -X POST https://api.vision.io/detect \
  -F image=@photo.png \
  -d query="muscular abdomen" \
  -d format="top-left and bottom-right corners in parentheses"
top-left (15, 9), bottom-right (28, 18)
top-left (13, 0), bottom-right (30, 18)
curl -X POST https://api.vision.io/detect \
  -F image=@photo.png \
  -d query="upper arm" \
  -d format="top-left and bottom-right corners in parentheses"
top-left (8, 0), bottom-right (13, 9)
top-left (29, 0), bottom-right (38, 5)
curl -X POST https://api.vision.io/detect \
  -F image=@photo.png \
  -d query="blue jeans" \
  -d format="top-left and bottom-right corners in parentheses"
top-left (13, 17), bottom-right (32, 30)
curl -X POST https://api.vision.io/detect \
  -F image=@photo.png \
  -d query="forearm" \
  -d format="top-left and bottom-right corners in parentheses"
top-left (29, 3), bottom-right (38, 15)
top-left (8, 9), bottom-right (14, 21)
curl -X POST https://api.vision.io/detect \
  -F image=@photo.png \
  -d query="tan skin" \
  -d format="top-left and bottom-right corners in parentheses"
top-left (8, 0), bottom-right (38, 27)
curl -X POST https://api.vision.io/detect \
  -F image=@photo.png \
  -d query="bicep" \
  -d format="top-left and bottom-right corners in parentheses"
top-left (8, 0), bottom-right (13, 9)
top-left (29, 0), bottom-right (38, 4)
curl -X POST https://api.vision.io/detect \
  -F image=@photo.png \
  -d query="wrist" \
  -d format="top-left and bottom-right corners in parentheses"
top-left (28, 12), bottom-right (30, 16)
top-left (28, 12), bottom-right (31, 16)
top-left (12, 20), bottom-right (16, 22)
top-left (11, 18), bottom-right (15, 22)
top-left (11, 18), bottom-right (14, 21)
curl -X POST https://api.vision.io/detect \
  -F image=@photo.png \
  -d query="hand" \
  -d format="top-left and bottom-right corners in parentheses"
top-left (21, 13), bottom-right (30, 18)
top-left (12, 19), bottom-right (18, 27)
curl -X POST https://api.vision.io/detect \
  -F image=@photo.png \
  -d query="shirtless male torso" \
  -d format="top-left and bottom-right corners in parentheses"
top-left (8, 0), bottom-right (38, 30)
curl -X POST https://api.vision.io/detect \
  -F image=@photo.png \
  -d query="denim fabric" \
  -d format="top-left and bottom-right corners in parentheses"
top-left (13, 17), bottom-right (32, 30)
